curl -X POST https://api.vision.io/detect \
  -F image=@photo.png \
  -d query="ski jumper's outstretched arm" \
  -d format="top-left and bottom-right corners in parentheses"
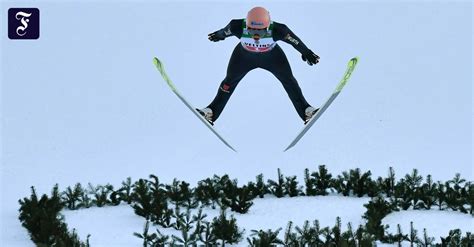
top-left (208, 19), bottom-right (244, 41)
top-left (272, 22), bottom-right (320, 66)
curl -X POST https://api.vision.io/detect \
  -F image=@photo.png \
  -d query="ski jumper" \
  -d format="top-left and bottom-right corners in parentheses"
top-left (207, 19), bottom-right (314, 122)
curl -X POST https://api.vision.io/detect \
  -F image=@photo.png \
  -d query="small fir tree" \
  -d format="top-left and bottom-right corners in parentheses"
top-left (330, 217), bottom-right (343, 246)
top-left (419, 228), bottom-right (435, 247)
top-left (179, 208), bottom-right (197, 232)
top-left (220, 179), bottom-right (255, 214)
top-left (171, 228), bottom-right (198, 247)
top-left (283, 221), bottom-right (298, 246)
top-left (77, 189), bottom-right (93, 209)
top-left (166, 178), bottom-right (193, 209)
top-left (394, 178), bottom-right (412, 210)
top-left (131, 179), bottom-right (154, 220)
top-left (268, 168), bottom-right (285, 198)
top-left (191, 207), bottom-right (207, 236)
top-left (62, 183), bottom-right (84, 210)
top-left (321, 226), bottom-right (334, 245)
top-left (415, 174), bottom-right (437, 210)
top-left (341, 222), bottom-right (357, 247)
top-left (87, 183), bottom-right (114, 207)
top-left (310, 220), bottom-right (325, 247)
top-left (295, 220), bottom-right (314, 246)
top-left (152, 228), bottom-right (170, 247)
top-left (312, 165), bottom-right (333, 195)
top-left (195, 177), bottom-right (221, 209)
top-left (445, 182), bottom-right (467, 213)
top-left (434, 181), bottom-right (447, 210)
top-left (448, 173), bottom-right (466, 192)
top-left (304, 168), bottom-right (317, 196)
top-left (172, 207), bottom-right (186, 231)
top-left (467, 182), bottom-right (474, 215)
top-left (211, 210), bottom-right (243, 246)
top-left (459, 182), bottom-right (470, 214)
top-left (404, 169), bottom-right (423, 208)
top-left (133, 220), bottom-right (158, 247)
top-left (255, 174), bottom-right (269, 198)
top-left (350, 168), bottom-right (373, 197)
top-left (284, 175), bottom-right (301, 197)
top-left (460, 232), bottom-right (473, 247)
top-left (117, 177), bottom-right (134, 205)
top-left (382, 167), bottom-right (396, 197)
top-left (131, 178), bottom-right (173, 227)
top-left (247, 228), bottom-right (283, 247)
top-left (150, 176), bottom-right (173, 227)
top-left (334, 171), bottom-right (352, 196)
top-left (390, 224), bottom-right (408, 247)
top-left (355, 225), bottom-right (364, 246)
top-left (197, 221), bottom-right (218, 247)
top-left (407, 221), bottom-right (419, 247)
top-left (363, 196), bottom-right (393, 240)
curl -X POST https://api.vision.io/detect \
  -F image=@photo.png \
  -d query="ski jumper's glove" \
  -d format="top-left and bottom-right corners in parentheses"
top-left (208, 30), bottom-right (226, 42)
top-left (301, 50), bottom-right (320, 66)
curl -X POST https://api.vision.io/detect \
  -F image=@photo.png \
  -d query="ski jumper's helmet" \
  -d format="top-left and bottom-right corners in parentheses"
top-left (246, 7), bottom-right (270, 29)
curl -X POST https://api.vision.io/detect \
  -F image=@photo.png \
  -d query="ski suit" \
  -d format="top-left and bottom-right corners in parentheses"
top-left (206, 19), bottom-right (316, 122)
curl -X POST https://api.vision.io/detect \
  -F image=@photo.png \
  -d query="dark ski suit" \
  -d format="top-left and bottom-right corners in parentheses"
top-left (207, 19), bottom-right (316, 122)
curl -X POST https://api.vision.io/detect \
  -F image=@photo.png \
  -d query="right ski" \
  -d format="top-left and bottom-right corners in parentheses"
top-left (153, 57), bottom-right (237, 152)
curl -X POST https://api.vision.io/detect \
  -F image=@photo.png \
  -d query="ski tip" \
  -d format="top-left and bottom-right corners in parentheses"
top-left (349, 57), bottom-right (359, 66)
top-left (153, 57), bottom-right (167, 76)
top-left (153, 57), bottom-right (161, 66)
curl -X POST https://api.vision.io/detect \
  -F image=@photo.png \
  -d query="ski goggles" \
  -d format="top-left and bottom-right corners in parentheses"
top-left (247, 27), bottom-right (267, 36)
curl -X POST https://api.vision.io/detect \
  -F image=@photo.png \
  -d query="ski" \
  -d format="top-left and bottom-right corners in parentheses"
top-left (284, 57), bottom-right (359, 152)
top-left (153, 57), bottom-right (237, 152)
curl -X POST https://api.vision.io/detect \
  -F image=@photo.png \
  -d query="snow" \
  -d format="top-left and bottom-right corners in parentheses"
top-left (383, 209), bottom-right (474, 240)
top-left (1, 0), bottom-right (472, 246)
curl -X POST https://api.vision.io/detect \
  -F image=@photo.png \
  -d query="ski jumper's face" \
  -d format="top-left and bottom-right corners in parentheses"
top-left (247, 27), bottom-right (267, 40)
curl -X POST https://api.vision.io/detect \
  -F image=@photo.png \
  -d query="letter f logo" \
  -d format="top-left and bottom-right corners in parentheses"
top-left (8, 8), bottom-right (40, 39)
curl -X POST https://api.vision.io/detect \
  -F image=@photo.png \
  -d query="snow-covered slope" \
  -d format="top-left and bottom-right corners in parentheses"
top-left (1, 1), bottom-right (472, 246)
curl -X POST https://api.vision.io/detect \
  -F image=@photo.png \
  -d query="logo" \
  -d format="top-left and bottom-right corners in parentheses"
top-left (8, 8), bottom-right (40, 39)
top-left (220, 83), bottom-right (231, 93)
top-left (250, 21), bottom-right (264, 26)
top-left (285, 34), bottom-right (299, 45)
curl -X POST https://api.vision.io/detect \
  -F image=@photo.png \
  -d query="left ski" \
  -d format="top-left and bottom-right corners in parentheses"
top-left (153, 57), bottom-right (237, 152)
top-left (284, 57), bottom-right (359, 151)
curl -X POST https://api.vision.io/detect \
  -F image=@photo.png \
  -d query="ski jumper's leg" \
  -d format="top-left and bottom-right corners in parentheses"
top-left (207, 45), bottom-right (257, 121)
top-left (261, 45), bottom-right (311, 121)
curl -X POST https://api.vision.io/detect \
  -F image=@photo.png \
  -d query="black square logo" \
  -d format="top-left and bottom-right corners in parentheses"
top-left (8, 8), bottom-right (40, 40)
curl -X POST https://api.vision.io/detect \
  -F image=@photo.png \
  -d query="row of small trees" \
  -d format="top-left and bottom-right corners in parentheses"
top-left (132, 210), bottom-right (473, 247)
top-left (133, 209), bottom-right (242, 247)
top-left (18, 166), bottom-right (473, 246)
top-left (58, 166), bottom-right (473, 215)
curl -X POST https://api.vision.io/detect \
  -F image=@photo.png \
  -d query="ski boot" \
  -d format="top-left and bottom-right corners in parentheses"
top-left (196, 107), bottom-right (214, 125)
top-left (304, 106), bottom-right (319, 124)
